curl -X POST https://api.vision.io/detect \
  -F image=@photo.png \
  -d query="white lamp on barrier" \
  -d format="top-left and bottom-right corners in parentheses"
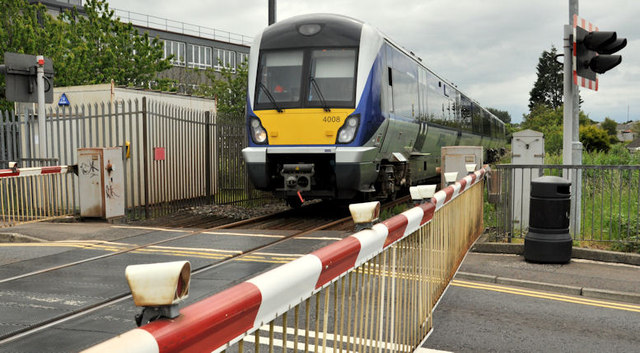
top-left (126, 261), bottom-right (191, 326)
top-left (410, 186), bottom-right (422, 205)
top-left (418, 184), bottom-right (437, 202)
top-left (444, 172), bottom-right (458, 186)
top-left (466, 163), bottom-right (477, 175)
top-left (349, 201), bottom-right (380, 231)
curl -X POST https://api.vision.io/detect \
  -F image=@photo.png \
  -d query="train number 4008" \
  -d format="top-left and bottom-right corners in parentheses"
top-left (323, 116), bottom-right (341, 123)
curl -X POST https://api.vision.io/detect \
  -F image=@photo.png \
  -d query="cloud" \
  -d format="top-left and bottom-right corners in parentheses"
top-left (107, 0), bottom-right (640, 123)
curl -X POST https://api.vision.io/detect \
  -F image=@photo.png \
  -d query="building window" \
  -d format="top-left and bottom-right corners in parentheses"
top-left (214, 48), bottom-right (236, 72)
top-left (163, 40), bottom-right (186, 67)
top-left (238, 52), bottom-right (249, 66)
top-left (188, 44), bottom-right (212, 69)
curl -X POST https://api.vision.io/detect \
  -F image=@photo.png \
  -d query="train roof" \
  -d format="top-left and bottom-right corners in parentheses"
top-left (257, 13), bottom-right (502, 124)
top-left (259, 13), bottom-right (364, 50)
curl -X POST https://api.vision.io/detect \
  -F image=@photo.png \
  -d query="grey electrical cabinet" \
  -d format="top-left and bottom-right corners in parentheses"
top-left (78, 147), bottom-right (125, 219)
top-left (511, 129), bottom-right (545, 230)
top-left (441, 146), bottom-right (483, 188)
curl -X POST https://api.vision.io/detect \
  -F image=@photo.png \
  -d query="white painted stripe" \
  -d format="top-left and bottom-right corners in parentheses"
top-left (20, 166), bottom-right (69, 177)
top-left (432, 190), bottom-right (447, 211)
top-left (353, 225), bottom-right (388, 266)
top-left (451, 182), bottom-right (461, 198)
top-left (203, 231), bottom-right (285, 238)
top-left (248, 254), bottom-right (322, 327)
top-left (80, 328), bottom-right (159, 353)
top-left (1, 166), bottom-right (71, 178)
top-left (113, 225), bottom-right (191, 233)
top-left (402, 207), bottom-right (424, 237)
top-left (463, 174), bottom-right (473, 190)
top-left (415, 348), bottom-right (453, 353)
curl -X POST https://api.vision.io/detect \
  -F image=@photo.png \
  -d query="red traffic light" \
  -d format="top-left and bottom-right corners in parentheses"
top-left (589, 55), bottom-right (622, 74)
top-left (573, 15), bottom-right (626, 91)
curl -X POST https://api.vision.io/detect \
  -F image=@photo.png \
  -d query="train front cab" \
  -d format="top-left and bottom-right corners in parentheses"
top-left (242, 15), bottom-right (384, 204)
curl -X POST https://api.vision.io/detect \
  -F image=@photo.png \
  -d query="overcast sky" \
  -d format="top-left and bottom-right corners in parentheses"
top-left (106, 0), bottom-right (639, 124)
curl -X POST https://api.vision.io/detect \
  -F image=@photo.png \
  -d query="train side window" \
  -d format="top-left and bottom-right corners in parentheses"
top-left (472, 103), bottom-right (482, 134)
top-left (418, 68), bottom-right (427, 118)
top-left (390, 67), bottom-right (418, 118)
top-left (460, 95), bottom-right (472, 132)
top-left (482, 111), bottom-right (491, 137)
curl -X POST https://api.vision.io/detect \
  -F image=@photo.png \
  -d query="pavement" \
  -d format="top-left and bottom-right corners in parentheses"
top-left (1, 220), bottom-right (640, 305)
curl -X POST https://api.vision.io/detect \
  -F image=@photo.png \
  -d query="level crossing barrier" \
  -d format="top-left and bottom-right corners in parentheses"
top-left (84, 168), bottom-right (487, 353)
top-left (0, 165), bottom-right (75, 227)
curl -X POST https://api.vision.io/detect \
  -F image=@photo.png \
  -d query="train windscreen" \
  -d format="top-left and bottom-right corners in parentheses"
top-left (256, 50), bottom-right (304, 106)
top-left (255, 48), bottom-right (357, 110)
top-left (307, 48), bottom-right (356, 106)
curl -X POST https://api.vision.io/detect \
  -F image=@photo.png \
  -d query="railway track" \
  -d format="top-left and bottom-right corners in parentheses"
top-left (0, 197), bottom-right (409, 347)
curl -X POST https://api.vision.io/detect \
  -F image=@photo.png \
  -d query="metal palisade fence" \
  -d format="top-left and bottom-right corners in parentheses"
top-left (489, 164), bottom-right (640, 249)
top-left (83, 170), bottom-right (487, 353)
top-left (0, 98), bottom-right (267, 226)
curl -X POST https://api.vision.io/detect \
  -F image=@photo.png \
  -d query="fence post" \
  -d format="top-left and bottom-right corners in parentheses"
top-left (205, 111), bottom-right (212, 199)
top-left (142, 97), bottom-right (150, 219)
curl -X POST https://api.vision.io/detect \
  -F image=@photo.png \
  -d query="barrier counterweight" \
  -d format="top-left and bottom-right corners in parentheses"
top-left (83, 169), bottom-right (487, 353)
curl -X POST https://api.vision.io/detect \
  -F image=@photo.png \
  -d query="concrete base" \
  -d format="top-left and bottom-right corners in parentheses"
top-left (524, 231), bottom-right (572, 264)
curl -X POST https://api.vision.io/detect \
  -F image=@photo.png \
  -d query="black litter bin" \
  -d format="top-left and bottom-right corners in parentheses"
top-left (524, 176), bottom-right (572, 263)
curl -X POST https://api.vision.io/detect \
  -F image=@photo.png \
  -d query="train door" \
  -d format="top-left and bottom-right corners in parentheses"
top-left (380, 43), bottom-right (419, 156)
top-left (377, 43), bottom-right (393, 154)
top-left (413, 68), bottom-right (429, 153)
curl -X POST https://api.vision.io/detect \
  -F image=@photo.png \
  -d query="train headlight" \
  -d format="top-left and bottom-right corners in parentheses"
top-left (250, 118), bottom-right (268, 144)
top-left (336, 114), bottom-right (360, 144)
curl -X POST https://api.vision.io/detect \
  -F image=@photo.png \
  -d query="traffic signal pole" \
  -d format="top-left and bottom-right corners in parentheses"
top-left (563, 0), bottom-right (582, 236)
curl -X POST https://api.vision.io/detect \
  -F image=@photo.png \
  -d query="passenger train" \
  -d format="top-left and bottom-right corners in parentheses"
top-left (242, 14), bottom-right (506, 206)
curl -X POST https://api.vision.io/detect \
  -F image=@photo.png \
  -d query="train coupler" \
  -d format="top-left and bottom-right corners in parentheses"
top-left (281, 163), bottom-right (314, 191)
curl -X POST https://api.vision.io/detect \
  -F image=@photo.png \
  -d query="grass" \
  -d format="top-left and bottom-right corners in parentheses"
top-left (379, 203), bottom-right (410, 221)
top-left (487, 144), bottom-right (640, 253)
top-left (545, 144), bottom-right (640, 165)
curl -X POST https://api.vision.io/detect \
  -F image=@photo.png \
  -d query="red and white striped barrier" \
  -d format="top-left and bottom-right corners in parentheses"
top-left (83, 168), bottom-right (487, 353)
top-left (0, 165), bottom-right (73, 178)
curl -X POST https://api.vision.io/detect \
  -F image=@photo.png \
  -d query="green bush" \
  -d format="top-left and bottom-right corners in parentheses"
top-left (580, 125), bottom-right (611, 152)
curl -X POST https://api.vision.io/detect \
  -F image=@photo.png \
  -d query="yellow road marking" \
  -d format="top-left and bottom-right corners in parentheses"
top-left (0, 240), bottom-right (298, 264)
top-left (451, 279), bottom-right (640, 313)
top-left (203, 231), bottom-right (286, 238)
top-left (111, 225), bottom-right (191, 232)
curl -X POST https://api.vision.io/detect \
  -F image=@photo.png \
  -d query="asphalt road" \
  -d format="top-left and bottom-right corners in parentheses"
top-left (0, 228), bottom-right (348, 352)
top-left (424, 280), bottom-right (640, 353)
top-left (2, 223), bottom-right (638, 352)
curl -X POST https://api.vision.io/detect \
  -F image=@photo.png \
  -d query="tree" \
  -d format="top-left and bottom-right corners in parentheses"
top-left (487, 107), bottom-right (511, 124)
top-left (520, 104), bottom-right (594, 154)
top-left (601, 117), bottom-right (618, 136)
top-left (529, 46), bottom-right (564, 111)
top-left (521, 105), bottom-right (564, 154)
top-left (632, 121), bottom-right (640, 136)
top-left (0, 0), bottom-right (56, 110)
top-left (0, 0), bottom-right (171, 109)
top-left (196, 60), bottom-right (248, 119)
top-left (580, 125), bottom-right (611, 152)
top-left (53, 0), bottom-right (171, 87)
